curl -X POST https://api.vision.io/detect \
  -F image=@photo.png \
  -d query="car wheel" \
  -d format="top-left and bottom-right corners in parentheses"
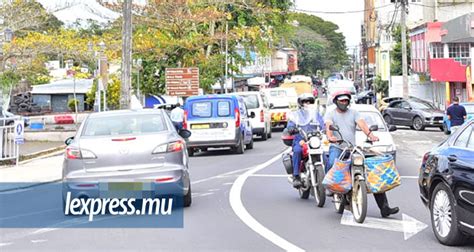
top-left (234, 134), bottom-right (244, 154)
top-left (412, 116), bottom-right (425, 131)
top-left (183, 184), bottom-right (192, 207)
top-left (261, 130), bottom-right (268, 141)
top-left (383, 114), bottom-right (393, 125)
top-left (187, 148), bottom-right (194, 157)
top-left (439, 126), bottom-right (445, 132)
top-left (246, 137), bottom-right (254, 150)
top-left (430, 183), bottom-right (467, 246)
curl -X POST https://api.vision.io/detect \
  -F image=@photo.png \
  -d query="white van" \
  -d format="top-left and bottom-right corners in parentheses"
top-left (262, 87), bottom-right (298, 127)
top-left (234, 91), bottom-right (272, 140)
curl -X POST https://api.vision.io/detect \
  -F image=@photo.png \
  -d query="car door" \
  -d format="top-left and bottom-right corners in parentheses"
top-left (238, 98), bottom-right (252, 144)
top-left (387, 101), bottom-right (403, 124)
top-left (446, 123), bottom-right (474, 209)
top-left (260, 93), bottom-right (271, 131)
top-left (399, 101), bottom-right (414, 125)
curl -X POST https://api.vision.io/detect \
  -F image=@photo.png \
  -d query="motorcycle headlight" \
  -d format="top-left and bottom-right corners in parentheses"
top-left (352, 154), bottom-right (364, 166)
top-left (309, 137), bottom-right (321, 149)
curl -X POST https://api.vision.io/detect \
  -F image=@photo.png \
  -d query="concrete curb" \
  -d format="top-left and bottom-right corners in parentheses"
top-left (0, 179), bottom-right (62, 193)
top-left (19, 146), bottom-right (65, 165)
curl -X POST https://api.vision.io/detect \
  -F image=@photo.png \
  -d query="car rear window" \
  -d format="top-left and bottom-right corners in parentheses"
top-left (465, 105), bottom-right (474, 114)
top-left (82, 114), bottom-right (167, 136)
top-left (241, 95), bottom-right (259, 109)
top-left (191, 101), bottom-right (212, 118)
top-left (217, 101), bottom-right (231, 117)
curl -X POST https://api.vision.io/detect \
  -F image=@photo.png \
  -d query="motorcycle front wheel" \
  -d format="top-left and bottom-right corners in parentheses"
top-left (333, 194), bottom-right (345, 214)
top-left (299, 187), bottom-right (310, 199)
top-left (312, 165), bottom-right (326, 207)
top-left (351, 179), bottom-right (368, 223)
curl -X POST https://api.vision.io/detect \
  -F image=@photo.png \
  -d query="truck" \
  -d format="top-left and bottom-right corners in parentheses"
top-left (280, 75), bottom-right (313, 96)
top-left (261, 87), bottom-right (298, 128)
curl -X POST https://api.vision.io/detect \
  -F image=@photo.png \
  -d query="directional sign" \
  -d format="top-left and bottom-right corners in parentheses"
top-left (341, 210), bottom-right (428, 240)
top-left (165, 68), bottom-right (199, 96)
top-left (14, 120), bottom-right (25, 145)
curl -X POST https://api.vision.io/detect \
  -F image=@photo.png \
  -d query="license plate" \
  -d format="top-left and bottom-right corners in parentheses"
top-left (108, 182), bottom-right (143, 191)
top-left (192, 124), bottom-right (210, 129)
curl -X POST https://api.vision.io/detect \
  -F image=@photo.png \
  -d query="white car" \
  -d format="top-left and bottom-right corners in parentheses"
top-left (322, 104), bottom-right (397, 161)
top-left (234, 91), bottom-right (272, 140)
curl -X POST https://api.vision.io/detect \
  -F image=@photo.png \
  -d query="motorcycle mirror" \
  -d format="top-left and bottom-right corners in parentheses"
top-left (329, 125), bottom-right (340, 131)
top-left (369, 125), bottom-right (379, 132)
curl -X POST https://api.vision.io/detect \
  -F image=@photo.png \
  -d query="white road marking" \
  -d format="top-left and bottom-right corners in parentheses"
top-left (196, 192), bottom-right (214, 197)
top-left (400, 176), bottom-right (418, 179)
top-left (222, 182), bottom-right (234, 186)
top-left (0, 242), bottom-right (12, 247)
top-left (230, 149), bottom-right (305, 252)
top-left (0, 208), bottom-right (58, 221)
top-left (341, 210), bottom-right (428, 240)
top-left (208, 189), bottom-right (220, 192)
top-left (31, 239), bottom-right (47, 243)
top-left (249, 174), bottom-right (288, 178)
top-left (191, 167), bottom-right (253, 185)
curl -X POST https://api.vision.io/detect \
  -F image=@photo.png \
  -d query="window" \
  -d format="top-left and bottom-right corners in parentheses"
top-left (449, 43), bottom-right (470, 58)
top-left (241, 95), bottom-right (259, 109)
top-left (467, 125), bottom-right (474, 149)
top-left (192, 102), bottom-right (212, 118)
top-left (410, 100), bottom-right (436, 110)
top-left (217, 101), bottom-right (231, 117)
top-left (82, 114), bottom-right (166, 136)
top-left (454, 126), bottom-right (472, 148)
top-left (430, 43), bottom-right (443, 59)
top-left (357, 112), bottom-right (386, 131)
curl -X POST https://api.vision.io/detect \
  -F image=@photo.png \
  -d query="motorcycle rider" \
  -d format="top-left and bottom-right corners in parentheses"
top-left (325, 90), bottom-right (399, 218)
top-left (286, 93), bottom-right (325, 188)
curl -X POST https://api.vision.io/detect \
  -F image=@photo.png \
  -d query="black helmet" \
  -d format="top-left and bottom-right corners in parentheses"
top-left (297, 93), bottom-right (315, 107)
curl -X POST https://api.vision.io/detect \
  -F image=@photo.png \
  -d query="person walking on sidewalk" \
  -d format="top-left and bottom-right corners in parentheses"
top-left (447, 97), bottom-right (467, 134)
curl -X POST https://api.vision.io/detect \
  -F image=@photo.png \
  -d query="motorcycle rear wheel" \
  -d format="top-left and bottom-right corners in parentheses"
top-left (351, 179), bottom-right (368, 223)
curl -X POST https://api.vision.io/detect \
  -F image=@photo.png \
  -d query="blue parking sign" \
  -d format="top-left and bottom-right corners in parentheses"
top-left (14, 120), bottom-right (24, 145)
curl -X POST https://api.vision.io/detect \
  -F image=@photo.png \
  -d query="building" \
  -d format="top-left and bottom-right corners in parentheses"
top-left (31, 79), bottom-right (94, 113)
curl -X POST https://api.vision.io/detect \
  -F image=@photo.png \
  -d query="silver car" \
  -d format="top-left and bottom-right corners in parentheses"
top-left (62, 109), bottom-right (192, 207)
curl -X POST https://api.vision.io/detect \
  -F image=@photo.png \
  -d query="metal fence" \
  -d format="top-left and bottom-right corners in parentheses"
top-left (0, 116), bottom-right (20, 163)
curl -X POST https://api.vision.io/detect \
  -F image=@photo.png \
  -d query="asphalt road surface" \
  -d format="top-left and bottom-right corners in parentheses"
top-left (1, 127), bottom-right (474, 251)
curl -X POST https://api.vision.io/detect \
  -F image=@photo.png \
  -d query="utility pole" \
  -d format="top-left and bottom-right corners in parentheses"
top-left (224, 21), bottom-right (229, 93)
top-left (401, 0), bottom-right (409, 99)
top-left (120, 0), bottom-right (132, 109)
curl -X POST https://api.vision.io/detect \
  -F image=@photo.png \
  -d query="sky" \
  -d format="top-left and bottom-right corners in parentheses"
top-left (294, 0), bottom-right (364, 49)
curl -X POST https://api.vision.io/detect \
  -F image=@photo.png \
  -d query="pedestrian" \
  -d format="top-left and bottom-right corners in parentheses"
top-left (170, 99), bottom-right (185, 131)
top-left (446, 97), bottom-right (467, 134)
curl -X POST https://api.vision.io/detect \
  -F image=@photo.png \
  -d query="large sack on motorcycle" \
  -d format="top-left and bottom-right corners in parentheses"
top-left (322, 159), bottom-right (352, 194)
top-left (365, 155), bottom-right (401, 193)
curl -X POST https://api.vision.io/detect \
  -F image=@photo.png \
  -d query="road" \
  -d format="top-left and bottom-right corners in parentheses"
top-left (1, 127), bottom-right (474, 251)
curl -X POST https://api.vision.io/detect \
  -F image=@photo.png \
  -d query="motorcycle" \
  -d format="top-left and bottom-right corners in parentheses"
top-left (282, 125), bottom-right (326, 207)
top-left (328, 124), bottom-right (383, 223)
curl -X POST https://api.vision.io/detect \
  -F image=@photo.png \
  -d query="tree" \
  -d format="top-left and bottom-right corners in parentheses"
top-left (391, 25), bottom-right (411, 75)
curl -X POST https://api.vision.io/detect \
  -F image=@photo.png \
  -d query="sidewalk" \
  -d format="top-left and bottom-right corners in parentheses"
top-left (0, 153), bottom-right (64, 192)
top-left (19, 141), bottom-right (64, 156)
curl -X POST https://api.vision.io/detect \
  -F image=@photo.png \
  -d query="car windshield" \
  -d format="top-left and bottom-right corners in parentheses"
top-left (82, 114), bottom-right (167, 136)
top-left (465, 104), bottom-right (474, 114)
top-left (356, 111), bottom-right (387, 131)
top-left (241, 94), bottom-right (259, 109)
top-left (410, 100), bottom-right (436, 110)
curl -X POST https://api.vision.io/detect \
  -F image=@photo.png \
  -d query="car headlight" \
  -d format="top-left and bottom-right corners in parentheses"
top-left (352, 153), bottom-right (364, 166)
top-left (309, 137), bottom-right (321, 149)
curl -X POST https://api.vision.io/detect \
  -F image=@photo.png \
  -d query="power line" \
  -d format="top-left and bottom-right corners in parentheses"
top-left (294, 4), bottom-right (393, 15)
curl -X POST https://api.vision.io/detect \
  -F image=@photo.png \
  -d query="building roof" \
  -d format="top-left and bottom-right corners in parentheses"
top-left (31, 79), bottom-right (94, 95)
top-left (441, 12), bottom-right (474, 43)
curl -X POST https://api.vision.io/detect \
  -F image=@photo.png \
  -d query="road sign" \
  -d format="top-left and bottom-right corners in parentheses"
top-left (165, 68), bottom-right (199, 96)
top-left (14, 120), bottom-right (25, 145)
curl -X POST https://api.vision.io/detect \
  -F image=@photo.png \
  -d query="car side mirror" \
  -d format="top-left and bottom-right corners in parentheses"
top-left (65, 136), bottom-right (74, 146)
top-left (179, 129), bottom-right (192, 139)
top-left (329, 125), bottom-right (339, 131)
top-left (388, 125), bottom-right (397, 132)
top-left (369, 125), bottom-right (379, 132)
top-left (403, 106), bottom-right (411, 110)
top-left (249, 112), bottom-right (256, 118)
top-left (269, 103), bottom-right (274, 109)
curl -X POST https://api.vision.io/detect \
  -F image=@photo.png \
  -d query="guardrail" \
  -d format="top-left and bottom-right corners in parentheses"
top-left (1, 116), bottom-right (20, 163)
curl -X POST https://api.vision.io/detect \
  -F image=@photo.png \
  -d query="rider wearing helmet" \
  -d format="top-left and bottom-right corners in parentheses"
top-left (324, 90), bottom-right (399, 218)
top-left (285, 93), bottom-right (325, 188)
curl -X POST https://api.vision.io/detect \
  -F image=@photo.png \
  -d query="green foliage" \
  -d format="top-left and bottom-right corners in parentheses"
top-left (68, 99), bottom-right (79, 112)
top-left (0, 71), bottom-right (21, 90)
top-left (291, 13), bottom-right (349, 75)
top-left (391, 25), bottom-right (411, 75)
top-left (85, 75), bottom-right (121, 111)
top-left (374, 75), bottom-right (389, 96)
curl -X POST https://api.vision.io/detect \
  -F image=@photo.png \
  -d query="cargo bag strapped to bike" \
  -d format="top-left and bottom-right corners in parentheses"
top-left (322, 156), bottom-right (352, 194)
top-left (365, 155), bottom-right (401, 193)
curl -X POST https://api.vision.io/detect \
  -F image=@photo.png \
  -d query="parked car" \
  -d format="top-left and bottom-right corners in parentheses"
top-left (442, 102), bottom-right (474, 135)
top-left (262, 87), bottom-right (298, 128)
top-left (0, 110), bottom-right (30, 127)
top-left (234, 91), bottom-right (272, 140)
top-left (355, 90), bottom-right (375, 104)
top-left (383, 98), bottom-right (444, 131)
top-left (62, 109), bottom-right (193, 208)
top-left (418, 119), bottom-right (474, 245)
top-left (183, 94), bottom-right (254, 155)
top-left (378, 97), bottom-right (404, 113)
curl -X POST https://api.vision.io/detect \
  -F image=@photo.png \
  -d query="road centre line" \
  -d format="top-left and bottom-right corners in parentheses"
top-left (230, 149), bottom-right (305, 252)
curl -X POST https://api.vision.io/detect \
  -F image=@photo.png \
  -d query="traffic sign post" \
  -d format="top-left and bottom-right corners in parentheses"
top-left (14, 119), bottom-right (24, 166)
top-left (165, 68), bottom-right (200, 96)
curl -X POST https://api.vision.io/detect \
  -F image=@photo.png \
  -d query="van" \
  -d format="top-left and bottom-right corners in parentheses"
top-left (183, 94), bottom-right (254, 156)
top-left (262, 88), bottom-right (298, 127)
top-left (233, 91), bottom-right (272, 140)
